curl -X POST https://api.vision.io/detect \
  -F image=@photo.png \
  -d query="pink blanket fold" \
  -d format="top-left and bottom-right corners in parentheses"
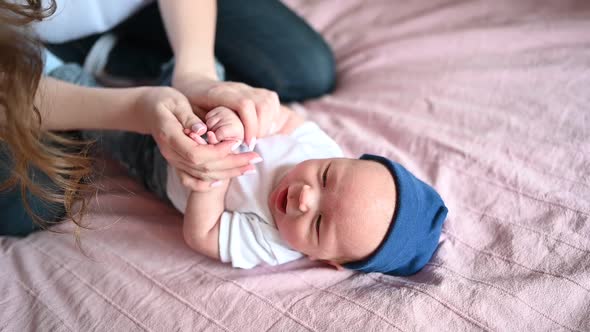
top-left (2, 0), bottom-right (589, 330)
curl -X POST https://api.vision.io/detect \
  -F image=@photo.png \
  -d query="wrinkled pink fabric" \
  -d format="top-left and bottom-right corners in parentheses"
top-left (1, 0), bottom-right (589, 330)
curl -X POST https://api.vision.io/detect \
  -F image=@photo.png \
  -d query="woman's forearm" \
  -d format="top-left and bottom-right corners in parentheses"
top-left (158, 0), bottom-right (218, 81)
top-left (36, 77), bottom-right (149, 133)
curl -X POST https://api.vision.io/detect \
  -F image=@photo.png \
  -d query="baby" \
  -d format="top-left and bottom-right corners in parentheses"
top-left (52, 62), bottom-right (447, 276)
top-left (164, 104), bottom-right (448, 276)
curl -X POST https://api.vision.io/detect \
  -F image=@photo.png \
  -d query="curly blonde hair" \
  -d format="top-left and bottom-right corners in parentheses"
top-left (0, 0), bottom-right (94, 235)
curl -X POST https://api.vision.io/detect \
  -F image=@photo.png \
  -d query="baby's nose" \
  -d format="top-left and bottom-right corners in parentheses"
top-left (298, 185), bottom-right (316, 213)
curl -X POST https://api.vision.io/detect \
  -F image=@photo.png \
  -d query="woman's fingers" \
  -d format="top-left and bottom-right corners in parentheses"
top-left (188, 132), bottom-right (207, 144)
top-left (174, 150), bottom-right (261, 180)
top-left (197, 164), bottom-right (255, 181)
top-left (154, 87), bottom-right (207, 137)
top-left (176, 156), bottom-right (256, 190)
top-left (251, 89), bottom-right (280, 138)
top-left (199, 150), bottom-right (261, 171)
top-left (174, 98), bottom-right (208, 136)
top-left (228, 97), bottom-right (258, 150)
top-left (198, 139), bottom-right (245, 161)
top-left (164, 139), bottom-right (259, 176)
top-left (174, 77), bottom-right (280, 151)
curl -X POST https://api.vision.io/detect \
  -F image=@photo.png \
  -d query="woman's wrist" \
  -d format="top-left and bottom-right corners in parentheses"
top-left (158, 0), bottom-right (218, 84)
top-left (172, 54), bottom-right (219, 86)
top-left (130, 86), bottom-right (160, 134)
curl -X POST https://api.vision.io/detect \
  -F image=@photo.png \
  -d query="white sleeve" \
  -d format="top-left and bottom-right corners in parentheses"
top-left (34, 0), bottom-right (153, 43)
top-left (219, 211), bottom-right (303, 269)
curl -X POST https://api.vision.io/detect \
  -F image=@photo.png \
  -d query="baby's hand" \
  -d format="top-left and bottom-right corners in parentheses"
top-left (204, 106), bottom-right (245, 145)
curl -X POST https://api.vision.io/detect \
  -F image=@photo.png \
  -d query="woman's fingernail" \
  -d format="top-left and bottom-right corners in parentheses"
top-left (231, 140), bottom-right (243, 152)
top-left (210, 180), bottom-right (223, 188)
top-left (249, 157), bottom-right (263, 165)
top-left (195, 135), bottom-right (207, 145)
top-left (242, 169), bottom-right (257, 176)
top-left (191, 123), bottom-right (207, 135)
top-left (248, 137), bottom-right (257, 151)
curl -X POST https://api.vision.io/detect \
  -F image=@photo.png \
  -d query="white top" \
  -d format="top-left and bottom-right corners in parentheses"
top-left (167, 122), bottom-right (344, 268)
top-left (34, 0), bottom-right (154, 43)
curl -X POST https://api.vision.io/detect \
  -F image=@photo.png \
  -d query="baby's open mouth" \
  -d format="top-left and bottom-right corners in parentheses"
top-left (276, 187), bottom-right (288, 214)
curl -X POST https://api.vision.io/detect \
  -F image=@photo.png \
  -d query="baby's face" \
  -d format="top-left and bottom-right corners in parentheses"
top-left (268, 158), bottom-right (396, 264)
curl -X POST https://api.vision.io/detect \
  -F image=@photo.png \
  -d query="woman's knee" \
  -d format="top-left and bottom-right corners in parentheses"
top-left (215, 0), bottom-right (336, 101)
top-left (275, 36), bottom-right (336, 102)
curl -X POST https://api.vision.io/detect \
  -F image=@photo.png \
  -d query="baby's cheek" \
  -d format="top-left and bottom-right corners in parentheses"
top-left (278, 226), bottom-right (295, 247)
top-left (279, 225), bottom-right (308, 253)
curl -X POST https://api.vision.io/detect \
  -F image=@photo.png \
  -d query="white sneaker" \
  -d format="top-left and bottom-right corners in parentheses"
top-left (83, 33), bottom-right (118, 76)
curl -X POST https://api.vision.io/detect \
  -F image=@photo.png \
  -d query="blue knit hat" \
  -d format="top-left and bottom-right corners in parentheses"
top-left (343, 154), bottom-right (448, 276)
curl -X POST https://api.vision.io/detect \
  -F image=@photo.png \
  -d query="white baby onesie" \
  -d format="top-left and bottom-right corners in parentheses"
top-left (167, 122), bottom-right (343, 268)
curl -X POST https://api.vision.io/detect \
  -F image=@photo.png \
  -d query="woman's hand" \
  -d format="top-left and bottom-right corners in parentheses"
top-left (135, 86), bottom-right (260, 191)
top-left (182, 106), bottom-right (248, 192)
top-left (173, 73), bottom-right (280, 150)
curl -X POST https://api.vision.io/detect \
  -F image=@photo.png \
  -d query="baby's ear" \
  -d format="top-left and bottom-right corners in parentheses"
top-left (309, 256), bottom-right (344, 271)
top-left (322, 260), bottom-right (344, 271)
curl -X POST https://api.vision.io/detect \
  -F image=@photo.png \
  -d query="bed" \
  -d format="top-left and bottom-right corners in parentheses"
top-left (1, 0), bottom-right (589, 330)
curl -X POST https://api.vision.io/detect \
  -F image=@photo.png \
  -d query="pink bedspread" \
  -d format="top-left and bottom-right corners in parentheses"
top-left (2, 0), bottom-right (589, 330)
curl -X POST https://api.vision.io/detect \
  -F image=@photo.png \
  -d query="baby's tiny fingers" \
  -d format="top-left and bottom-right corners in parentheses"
top-left (214, 125), bottom-right (242, 143)
top-left (189, 132), bottom-right (207, 145)
top-left (207, 131), bottom-right (220, 144)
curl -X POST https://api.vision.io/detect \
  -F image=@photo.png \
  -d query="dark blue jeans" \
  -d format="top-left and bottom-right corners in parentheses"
top-left (0, 148), bottom-right (63, 236)
top-left (47, 0), bottom-right (336, 102)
